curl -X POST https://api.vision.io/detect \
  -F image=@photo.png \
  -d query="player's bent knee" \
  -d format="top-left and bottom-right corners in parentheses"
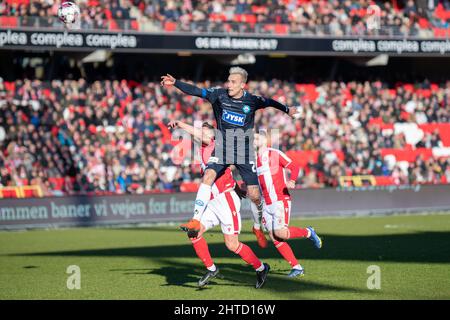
top-left (274, 229), bottom-right (288, 240)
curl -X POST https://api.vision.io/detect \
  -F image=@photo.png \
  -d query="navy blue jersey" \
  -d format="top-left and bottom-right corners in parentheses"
top-left (200, 87), bottom-right (288, 133)
top-left (174, 80), bottom-right (289, 164)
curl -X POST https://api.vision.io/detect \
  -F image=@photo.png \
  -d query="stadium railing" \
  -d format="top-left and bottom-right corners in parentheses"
top-left (1, 16), bottom-right (448, 39)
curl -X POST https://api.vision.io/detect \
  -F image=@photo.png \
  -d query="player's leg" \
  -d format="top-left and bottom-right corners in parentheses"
top-left (270, 232), bottom-right (305, 278)
top-left (223, 234), bottom-right (270, 289)
top-left (262, 202), bottom-right (304, 277)
top-left (248, 186), bottom-right (266, 244)
top-left (272, 200), bottom-right (322, 249)
top-left (217, 190), bottom-right (270, 289)
top-left (191, 207), bottom-right (222, 287)
top-left (236, 163), bottom-right (268, 248)
top-left (180, 164), bottom-right (226, 232)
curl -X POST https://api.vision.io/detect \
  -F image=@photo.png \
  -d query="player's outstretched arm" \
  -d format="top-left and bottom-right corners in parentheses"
top-left (161, 74), bottom-right (204, 97)
top-left (167, 120), bottom-right (212, 145)
top-left (258, 96), bottom-right (301, 118)
top-left (276, 150), bottom-right (300, 189)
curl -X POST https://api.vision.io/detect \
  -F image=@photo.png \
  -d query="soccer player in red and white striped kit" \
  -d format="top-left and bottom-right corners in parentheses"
top-left (254, 131), bottom-right (323, 277)
top-left (168, 120), bottom-right (270, 288)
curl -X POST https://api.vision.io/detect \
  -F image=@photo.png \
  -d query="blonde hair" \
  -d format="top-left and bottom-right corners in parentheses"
top-left (229, 67), bottom-right (248, 83)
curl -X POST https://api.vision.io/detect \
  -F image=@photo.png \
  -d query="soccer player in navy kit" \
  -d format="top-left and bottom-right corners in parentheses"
top-left (161, 67), bottom-right (299, 245)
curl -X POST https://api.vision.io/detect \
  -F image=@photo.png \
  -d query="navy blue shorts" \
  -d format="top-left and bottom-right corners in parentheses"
top-left (206, 162), bottom-right (259, 186)
top-left (205, 136), bottom-right (258, 186)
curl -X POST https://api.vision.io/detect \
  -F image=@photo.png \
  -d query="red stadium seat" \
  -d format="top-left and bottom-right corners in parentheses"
top-left (251, 6), bottom-right (267, 14)
top-left (23, 188), bottom-right (35, 198)
top-left (0, 16), bottom-right (18, 28)
top-left (285, 150), bottom-right (320, 168)
top-left (6, 0), bottom-right (30, 4)
top-left (295, 84), bottom-right (318, 102)
top-left (263, 24), bottom-right (275, 33)
top-left (437, 124), bottom-right (450, 147)
top-left (418, 18), bottom-right (430, 29)
top-left (334, 150), bottom-right (345, 162)
top-left (130, 20), bottom-right (139, 30)
top-left (180, 182), bottom-right (200, 193)
top-left (419, 123), bottom-right (450, 147)
top-left (48, 178), bottom-right (65, 191)
top-left (380, 148), bottom-right (433, 162)
top-left (369, 117), bottom-right (384, 126)
top-left (374, 176), bottom-right (395, 186)
top-left (403, 84), bottom-right (414, 92)
top-left (243, 14), bottom-right (257, 24)
top-left (88, 1), bottom-right (100, 6)
top-left (209, 13), bottom-right (227, 22)
top-left (433, 28), bottom-right (447, 38)
top-left (274, 24), bottom-right (289, 35)
top-left (164, 21), bottom-right (177, 32)
top-left (416, 89), bottom-right (431, 98)
top-left (109, 20), bottom-right (121, 31)
top-left (4, 81), bottom-right (16, 92)
top-left (104, 9), bottom-right (112, 20)
top-left (431, 83), bottom-right (439, 91)
top-left (418, 123), bottom-right (440, 133)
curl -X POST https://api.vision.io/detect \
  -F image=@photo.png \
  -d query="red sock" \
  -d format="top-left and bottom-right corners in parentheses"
top-left (234, 242), bottom-right (263, 270)
top-left (191, 236), bottom-right (214, 269)
top-left (287, 227), bottom-right (309, 239)
top-left (273, 240), bottom-right (298, 268)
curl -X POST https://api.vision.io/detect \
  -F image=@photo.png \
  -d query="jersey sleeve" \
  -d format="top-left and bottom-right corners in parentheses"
top-left (174, 81), bottom-right (222, 104)
top-left (272, 149), bottom-right (291, 167)
top-left (272, 149), bottom-right (300, 181)
top-left (254, 95), bottom-right (289, 113)
top-left (201, 87), bottom-right (222, 104)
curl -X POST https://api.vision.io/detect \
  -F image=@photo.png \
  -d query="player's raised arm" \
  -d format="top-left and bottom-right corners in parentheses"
top-left (161, 74), bottom-right (219, 103)
top-left (256, 96), bottom-right (300, 118)
top-left (161, 74), bottom-right (203, 97)
top-left (168, 120), bottom-right (213, 146)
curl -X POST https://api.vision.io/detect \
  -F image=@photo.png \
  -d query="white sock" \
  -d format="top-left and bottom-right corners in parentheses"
top-left (293, 264), bottom-right (303, 270)
top-left (207, 264), bottom-right (217, 272)
top-left (256, 263), bottom-right (265, 272)
top-left (250, 201), bottom-right (263, 229)
top-left (193, 183), bottom-right (212, 220)
top-left (306, 228), bottom-right (311, 238)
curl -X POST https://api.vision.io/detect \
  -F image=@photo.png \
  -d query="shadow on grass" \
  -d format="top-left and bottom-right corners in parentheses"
top-left (11, 231), bottom-right (450, 264)
top-left (110, 259), bottom-right (367, 296)
top-left (110, 226), bottom-right (255, 236)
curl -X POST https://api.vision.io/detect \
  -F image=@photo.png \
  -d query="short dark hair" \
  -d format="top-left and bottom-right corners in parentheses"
top-left (202, 122), bottom-right (214, 130)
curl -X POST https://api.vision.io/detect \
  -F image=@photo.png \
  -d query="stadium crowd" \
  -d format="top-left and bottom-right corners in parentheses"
top-left (1, 0), bottom-right (450, 36)
top-left (1, 76), bottom-right (450, 196)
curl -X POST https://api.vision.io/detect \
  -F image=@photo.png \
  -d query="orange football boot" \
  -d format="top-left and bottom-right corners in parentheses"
top-left (253, 227), bottom-right (268, 248)
top-left (180, 219), bottom-right (201, 233)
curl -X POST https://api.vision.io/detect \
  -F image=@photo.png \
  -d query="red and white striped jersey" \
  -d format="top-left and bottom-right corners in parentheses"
top-left (256, 147), bottom-right (299, 205)
top-left (200, 140), bottom-right (236, 199)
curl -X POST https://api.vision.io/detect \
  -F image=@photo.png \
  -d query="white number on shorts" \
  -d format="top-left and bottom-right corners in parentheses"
top-left (249, 161), bottom-right (256, 173)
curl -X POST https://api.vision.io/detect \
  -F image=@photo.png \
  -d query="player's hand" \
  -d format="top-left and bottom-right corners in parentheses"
top-left (286, 180), bottom-right (296, 189)
top-left (234, 184), bottom-right (247, 199)
top-left (288, 106), bottom-right (301, 119)
top-left (160, 74), bottom-right (176, 87)
top-left (187, 229), bottom-right (199, 239)
top-left (167, 120), bottom-right (179, 129)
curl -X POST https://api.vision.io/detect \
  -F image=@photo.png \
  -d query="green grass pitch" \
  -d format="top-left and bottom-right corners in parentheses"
top-left (1, 213), bottom-right (449, 300)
